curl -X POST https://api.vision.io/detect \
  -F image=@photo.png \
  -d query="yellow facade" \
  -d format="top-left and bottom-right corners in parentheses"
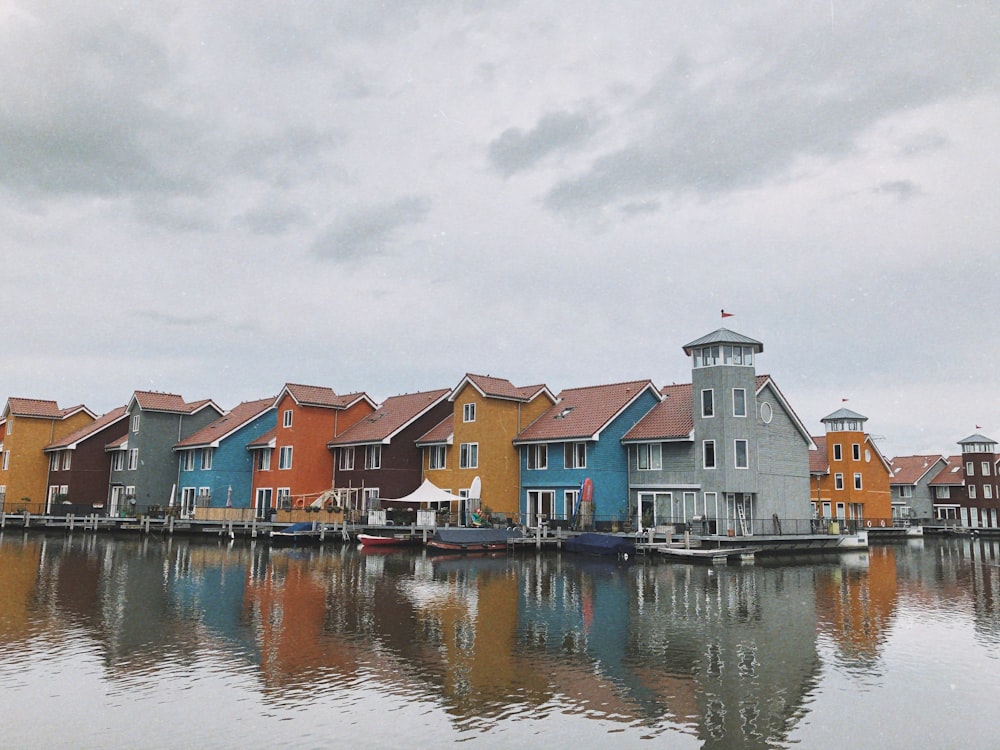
top-left (425, 383), bottom-right (553, 519)
top-left (0, 410), bottom-right (94, 511)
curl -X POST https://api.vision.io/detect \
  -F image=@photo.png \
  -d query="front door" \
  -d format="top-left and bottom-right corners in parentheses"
top-left (109, 485), bottom-right (123, 517)
top-left (180, 487), bottom-right (197, 519)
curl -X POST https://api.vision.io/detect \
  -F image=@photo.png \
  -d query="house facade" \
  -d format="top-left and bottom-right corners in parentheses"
top-left (173, 398), bottom-right (275, 515)
top-left (939, 433), bottom-right (1000, 528)
top-left (0, 398), bottom-right (96, 513)
top-left (513, 380), bottom-right (661, 529)
top-left (107, 391), bottom-right (223, 517)
top-left (327, 388), bottom-right (452, 507)
top-left (249, 384), bottom-right (375, 514)
top-left (417, 374), bottom-right (555, 522)
top-left (43, 406), bottom-right (129, 515)
top-left (810, 408), bottom-right (892, 527)
top-left (888, 454), bottom-right (947, 524)
top-left (623, 328), bottom-right (814, 536)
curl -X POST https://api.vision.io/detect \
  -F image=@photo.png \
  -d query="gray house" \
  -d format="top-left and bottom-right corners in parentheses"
top-left (622, 327), bottom-right (814, 536)
top-left (107, 391), bottom-right (223, 516)
top-left (888, 454), bottom-right (947, 524)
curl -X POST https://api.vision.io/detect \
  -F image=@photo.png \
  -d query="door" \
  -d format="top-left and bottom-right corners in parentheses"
top-left (526, 490), bottom-right (554, 528)
top-left (109, 485), bottom-right (123, 517)
top-left (180, 487), bottom-right (197, 519)
top-left (255, 488), bottom-right (272, 519)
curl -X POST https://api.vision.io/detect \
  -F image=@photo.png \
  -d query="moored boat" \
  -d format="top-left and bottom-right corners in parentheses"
top-left (565, 532), bottom-right (635, 559)
top-left (425, 527), bottom-right (522, 553)
top-left (270, 522), bottom-right (323, 545)
top-left (357, 533), bottom-right (419, 548)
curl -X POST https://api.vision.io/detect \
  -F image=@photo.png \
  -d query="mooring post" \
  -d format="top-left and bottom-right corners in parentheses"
top-left (68, 514), bottom-right (75, 531)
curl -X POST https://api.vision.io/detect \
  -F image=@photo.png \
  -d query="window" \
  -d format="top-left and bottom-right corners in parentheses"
top-left (364, 487), bottom-right (380, 503)
top-left (852, 444), bottom-right (861, 461)
top-left (111, 451), bottom-right (125, 471)
top-left (564, 490), bottom-right (578, 520)
top-left (257, 449), bottom-right (272, 471)
top-left (279, 446), bottom-right (293, 470)
top-left (835, 473), bottom-right (844, 490)
top-left (936, 486), bottom-right (950, 499)
top-left (283, 410), bottom-right (293, 428)
top-left (125, 485), bottom-right (135, 498)
top-left (128, 449), bottom-right (138, 470)
top-left (182, 451), bottom-right (195, 471)
top-left (462, 403), bottom-right (476, 423)
top-left (967, 462), bottom-right (975, 476)
top-left (968, 485), bottom-right (977, 499)
top-left (61, 451), bottom-right (72, 471)
top-left (255, 488), bottom-right (273, 519)
top-left (277, 488), bottom-right (291, 507)
top-left (833, 444), bottom-right (843, 461)
top-left (460, 443), bottom-right (478, 469)
top-left (366, 444), bottom-right (381, 469)
top-left (853, 473), bottom-right (863, 490)
top-left (760, 402), bottom-right (773, 423)
top-left (339, 447), bottom-right (355, 471)
top-left (527, 444), bottom-right (547, 470)
top-left (637, 443), bottom-right (662, 471)
top-left (734, 439), bottom-right (748, 469)
top-left (565, 442), bottom-right (586, 469)
top-left (132, 415), bottom-right (140, 433)
top-left (201, 448), bottom-right (213, 470)
top-left (50, 453), bottom-right (60, 472)
top-left (427, 445), bottom-right (446, 470)
top-left (982, 462), bottom-right (991, 476)
top-left (899, 485), bottom-right (913, 498)
top-left (701, 389), bottom-right (714, 418)
top-left (703, 440), bottom-right (716, 469)
top-left (733, 388), bottom-right (747, 417)
top-left (984, 485), bottom-right (993, 499)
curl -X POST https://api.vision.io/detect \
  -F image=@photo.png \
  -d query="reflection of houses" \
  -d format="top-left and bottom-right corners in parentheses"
top-left (328, 388), bottom-right (452, 506)
top-left (42, 406), bottom-right (128, 515)
top-left (930, 434), bottom-right (1000, 528)
top-left (0, 536), bottom-right (43, 643)
top-left (108, 391), bottom-right (223, 517)
top-left (810, 408), bottom-right (892, 528)
top-left (173, 398), bottom-right (275, 515)
top-left (417, 375), bottom-right (555, 521)
top-left (623, 328), bottom-right (814, 535)
top-left (888, 454), bottom-right (948, 524)
top-left (0, 398), bottom-right (96, 512)
top-left (513, 380), bottom-right (661, 529)
top-left (249, 384), bottom-right (375, 515)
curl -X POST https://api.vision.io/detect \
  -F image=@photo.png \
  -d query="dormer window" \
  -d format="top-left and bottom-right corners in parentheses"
top-left (555, 407), bottom-right (575, 419)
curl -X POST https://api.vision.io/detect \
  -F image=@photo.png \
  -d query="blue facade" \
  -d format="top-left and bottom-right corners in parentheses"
top-left (177, 408), bottom-right (275, 509)
top-left (520, 388), bottom-right (660, 526)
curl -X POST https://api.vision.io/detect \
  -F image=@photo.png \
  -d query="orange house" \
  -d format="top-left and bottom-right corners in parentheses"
top-left (416, 374), bottom-right (555, 521)
top-left (810, 407), bottom-right (892, 526)
top-left (0, 398), bottom-right (96, 513)
top-left (249, 383), bottom-right (375, 513)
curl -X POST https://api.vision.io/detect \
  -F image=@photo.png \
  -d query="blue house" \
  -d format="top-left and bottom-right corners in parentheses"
top-left (173, 398), bottom-right (275, 514)
top-left (513, 380), bottom-right (661, 529)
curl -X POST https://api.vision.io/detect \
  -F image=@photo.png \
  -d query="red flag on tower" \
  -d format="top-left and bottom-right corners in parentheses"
top-left (721, 309), bottom-right (734, 319)
top-left (841, 398), bottom-right (849, 402)
top-left (976, 425), bottom-right (982, 430)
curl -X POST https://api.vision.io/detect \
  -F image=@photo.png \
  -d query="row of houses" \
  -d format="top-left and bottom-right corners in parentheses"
top-left (2, 326), bottom-right (997, 533)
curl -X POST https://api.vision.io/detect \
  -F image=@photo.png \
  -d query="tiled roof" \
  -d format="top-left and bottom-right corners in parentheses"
top-left (6, 397), bottom-right (91, 419)
top-left (809, 436), bottom-right (829, 474)
top-left (329, 389), bottom-right (449, 446)
top-left (133, 391), bottom-right (216, 414)
top-left (889, 455), bottom-right (946, 485)
top-left (929, 455), bottom-right (964, 486)
top-left (416, 414), bottom-right (454, 445)
top-left (105, 434), bottom-right (129, 450)
top-left (174, 398), bottom-right (274, 449)
top-left (454, 374), bottom-right (550, 403)
top-left (622, 383), bottom-right (694, 441)
top-left (247, 427), bottom-right (276, 449)
top-left (682, 327), bottom-right (763, 355)
top-left (282, 383), bottom-right (341, 407)
top-left (46, 406), bottom-right (128, 450)
top-left (515, 380), bottom-right (658, 442)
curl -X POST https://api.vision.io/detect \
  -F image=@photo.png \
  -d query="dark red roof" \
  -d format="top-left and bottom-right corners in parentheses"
top-left (46, 406), bottom-right (128, 450)
top-left (929, 455), bottom-right (965, 486)
top-left (329, 389), bottom-right (449, 446)
top-left (416, 414), bottom-right (454, 445)
top-left (6, 397), bottom-right (91, 420)
top-left (516, 380), bottom-right (657, 442)
top-left (175, 398), bottom-right (274, 449)
top-left (622, 384), bottom-right (694, 441)
top-left (453, 374), bottom-right (551, 403)
top-left (809, 435), bottom-right (829, 474)
top-left (889, 455), bottom-right (946, 485)
top-left (133, 391), bottom-right (217, 414)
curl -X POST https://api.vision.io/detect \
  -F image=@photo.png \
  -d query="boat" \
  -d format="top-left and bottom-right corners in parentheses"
top-left (357, 533), bottom-right (419, 548)
top-left (565, 532), bottom-right (635, 559)
top-left (270, 522), bottom-right (323, 545)
top-left (425, 527), bottom-right (523, 553)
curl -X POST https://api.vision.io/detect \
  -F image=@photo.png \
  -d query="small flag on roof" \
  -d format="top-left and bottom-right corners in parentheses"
top-left (721, 309), bottom-right (734, 319)
top-left (842, 398), bottom-right (849, 402)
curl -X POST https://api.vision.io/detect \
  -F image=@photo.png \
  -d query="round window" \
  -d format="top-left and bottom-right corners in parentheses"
top-left (760, 402), bottom-right (773, 424)
top-left (865, 449), bottom-right (871, 463)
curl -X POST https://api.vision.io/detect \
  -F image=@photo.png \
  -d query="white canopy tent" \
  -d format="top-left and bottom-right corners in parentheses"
top-left (381, 479), bottom-right (464, 506)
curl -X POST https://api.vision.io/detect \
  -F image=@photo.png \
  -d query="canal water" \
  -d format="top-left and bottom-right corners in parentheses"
top-left (0, 532), bottom-right (998, 749)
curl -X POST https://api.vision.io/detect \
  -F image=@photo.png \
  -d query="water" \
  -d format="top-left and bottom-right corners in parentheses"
top-left (1, 532), bottom-right (998, 749)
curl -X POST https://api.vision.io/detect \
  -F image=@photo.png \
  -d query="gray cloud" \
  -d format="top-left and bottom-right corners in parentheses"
top-left (312, 196), bottom-right (432, 261)
top-left (874, 180), bottom-right (921, 201)
top-left (488, 110), bottom-right (596, 176)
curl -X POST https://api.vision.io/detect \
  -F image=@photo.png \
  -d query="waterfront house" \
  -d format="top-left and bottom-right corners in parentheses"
top-left (928, 455), bottom-right (965, 522)
top-left (513, 380), bottom-right (661, 529)
top-left (107, 391), bottom-right (223, 517)
top-left (622, 328), bottom-right (815, 536)
top-left (173, 398), bottom-right (275, 518)
top-left (0, 398), bottom-right (96, 514)
top-left (929, 434), bottom-right (1000, 528)
top-left (327, 388), bottom-right (452, 509)
top-left (249, 383), bottom-right (376, 514)
top-left (43, 406), bottom-right (129, 515)
top-left (416, 374), bottom-right (555, 523)
top-left (888, 454), bottom-right (948, 525)
top-left (810, 408), bottom-right (892, 528)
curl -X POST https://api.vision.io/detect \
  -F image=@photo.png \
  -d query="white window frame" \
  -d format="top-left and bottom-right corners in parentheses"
top-left (339, 446), bottom-right (355, 471)
top-left (427, 445), bottom-right (446, 470)
top-left (733, 388), bottom-right (747, 418)
top-left (734, 439), bottom-right (748, 469)
top-left (2, 451), bottom-right (8, 471)
top-left (968, 484), bottom-right (977, 499)
top-left (983, 484), bottom-right (993, 499)
top-left (61, 451), bottom-right (72, 471)
top-left (131, 414), bottom-right (140, 433)
top-left (366, 444), bottom-right (381, 470)
top-left (460, 442), bottom-right (478, 469)
top-left (527, 444), bottom-right (547, 470)
top-left (565, 442), bottom-right (586, 469)
top-left (462, 403), bottom-right (476, 423)
top-left (852, 443), bottom-right (861, 461)
top-left (50, 453), bottom-right (60, 472)
top-left (201, 447), bottom-right (213, 470)
top-left (182, 451), bottom-right (195, 472)
top-left (701, 389), bottom-right (714, 418)
top-left (853, 473), bottom-right (863, 490)
top-left (899, 485), bottom-right (913, 498)
top-left (257, 449), bottom-right (272, 471)
top-left (283, 410), bottom-right (293, 428)
top-left (834, 473), bottom-right (844, 490)
top-left (966, 461), bottom-right (975, 476)
top-left (637, 443), bottom-right (662, 471)
top-left (703, 440), bottom-right (716, 470)
top-left (278, 445), bottom-right (293, 470)
top-left (982, 461), bottom-right (991, 476)
top-left (111, 451), bottom-right (125, 472)
top-left (128, 449), bottom-right (138, 471)
top-left (833, 444), bottom-right (843, 461)
top-left (255, 488), bottom-right (273, 519)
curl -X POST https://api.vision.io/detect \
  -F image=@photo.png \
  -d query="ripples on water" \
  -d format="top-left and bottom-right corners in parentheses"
top-left (1, 534), bottom-right (999, 748)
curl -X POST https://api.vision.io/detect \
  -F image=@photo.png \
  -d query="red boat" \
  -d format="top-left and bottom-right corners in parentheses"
top-left (357, 533), bottom-right (418, 548)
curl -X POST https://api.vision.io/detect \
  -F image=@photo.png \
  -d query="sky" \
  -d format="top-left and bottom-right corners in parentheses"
top-left (1, 1), bottom-right (997, 459)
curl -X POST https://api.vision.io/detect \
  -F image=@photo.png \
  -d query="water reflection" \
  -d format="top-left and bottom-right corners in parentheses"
top-left (2, 532), bottom-right (1000, 747)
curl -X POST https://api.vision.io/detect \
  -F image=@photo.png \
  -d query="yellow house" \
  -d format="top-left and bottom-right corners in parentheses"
top-left (417, 374), bottom-right (555, 521)
top-left (0, 398), bottom-right (96, 512)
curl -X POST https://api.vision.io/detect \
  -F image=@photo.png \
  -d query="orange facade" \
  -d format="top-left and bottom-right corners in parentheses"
top-left (812, 431), bottom-right (892, 524)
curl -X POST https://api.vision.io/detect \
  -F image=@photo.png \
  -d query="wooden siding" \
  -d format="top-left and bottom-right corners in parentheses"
top-left (0, 411), bottom-right (94, 509)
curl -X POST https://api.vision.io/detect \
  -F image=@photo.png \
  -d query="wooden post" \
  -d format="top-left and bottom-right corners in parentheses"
top-left (69, 514), bottom-right (75, 531)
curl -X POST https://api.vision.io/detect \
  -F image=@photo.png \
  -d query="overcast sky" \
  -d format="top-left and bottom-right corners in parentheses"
top-left (2, 1), bottom-right (997, 458)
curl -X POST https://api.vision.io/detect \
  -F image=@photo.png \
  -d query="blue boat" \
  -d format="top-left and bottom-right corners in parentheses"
top-left (565, 532), bottom-right (635, 559)
top-left (270, 522), bottom-right (323, 545)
